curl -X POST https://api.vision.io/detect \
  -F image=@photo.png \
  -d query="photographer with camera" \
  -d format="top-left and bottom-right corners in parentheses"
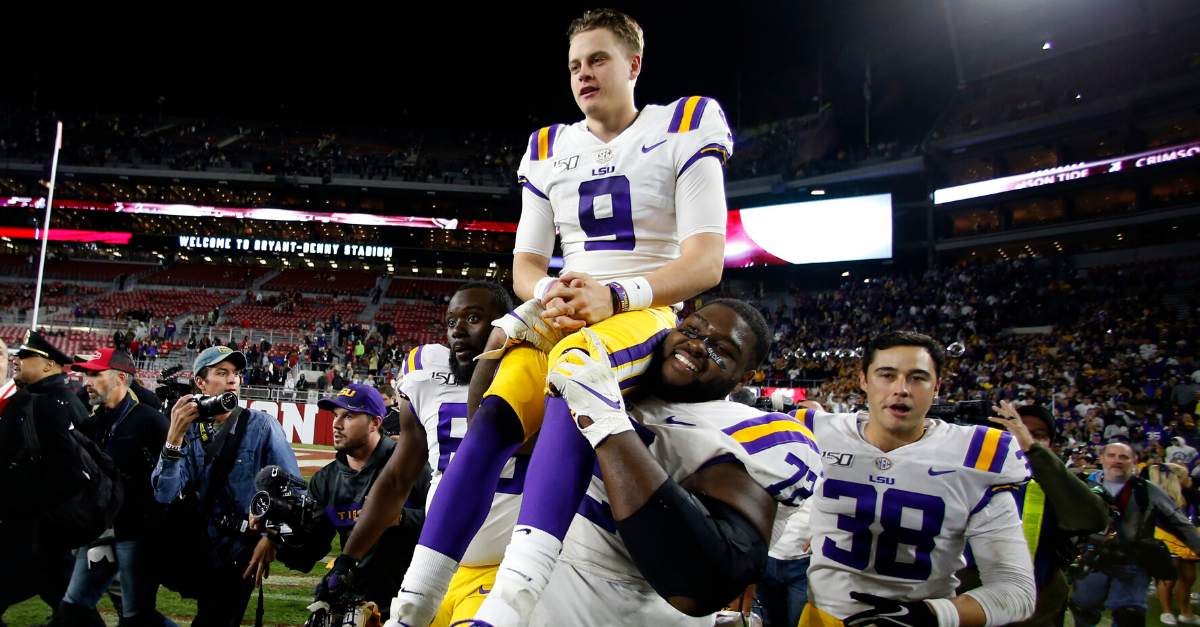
top-left (956, 401), bottom-right (1111, 627)
top-left (61, 349), bottom-right (174, 627)
top-left (272, 384), bottom-right (431, 622)
top-left (1069, 441), bottom-right (1200, 627)
top-left (151, 346), bottom-right (301, 627)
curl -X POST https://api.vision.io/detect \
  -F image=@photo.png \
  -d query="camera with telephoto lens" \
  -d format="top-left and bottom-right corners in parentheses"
top-left (927, 400), bottom-right (994, 426)
top-left (304, 600), bottom-right (382, 627)
top-left (212, 511), bottom-right (263, 544)
top-left (249, 465), bottom-right (320, 547)
top-left (155, 365), bottom-right (239, 422)
top-left (190, 392), bottom-right (239, 422)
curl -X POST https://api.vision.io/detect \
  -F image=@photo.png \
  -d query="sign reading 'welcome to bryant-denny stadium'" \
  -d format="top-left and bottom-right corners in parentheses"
top-left (933, 137), bottom-right (1200, 205)
top-left (177, 236), bottom-right (393, 258)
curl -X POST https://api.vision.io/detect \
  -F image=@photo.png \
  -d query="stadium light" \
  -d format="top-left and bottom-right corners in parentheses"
top-left (1042, 41), bottom-right (1052, 50)
top-left (841, 271), bottom-right (850, 277)
top-left (811, 189), bottom-right (826, 195)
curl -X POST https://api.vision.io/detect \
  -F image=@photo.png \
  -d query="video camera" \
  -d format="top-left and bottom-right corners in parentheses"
top-left (248, 465), bottom-right (321, 547)
top-left (927, 400), bottom-right (994, 426)
top-left (155, 365), bottom-right (239, 422)
top-left (304, 600), bottom-right (382, 627)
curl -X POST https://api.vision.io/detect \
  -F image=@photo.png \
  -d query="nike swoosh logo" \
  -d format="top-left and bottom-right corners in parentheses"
top-left (641, 140), bottom-right (667, 153)
top-left (576, 382), bottom-right (623, 409)
top-left (477, 586), bottom-right (491, 595)
top-left (928, 468), bottom-right (956, 476)
top-left (876, 607), bottom-right (910, 619)
top-left (663, 416), bottom-right (695, 426)
top-left (399, 587), bottom-right (424, 597)
top-left (515, 528), bottom-right (532, 535)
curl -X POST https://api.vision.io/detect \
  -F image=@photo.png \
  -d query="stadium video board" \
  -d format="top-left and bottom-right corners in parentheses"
top-left (932, 138), bottom-right (1200, 204)
top-left (723, 193), bottom-right (893, 267)
top-left (0, 197), bottom-right (518, 233)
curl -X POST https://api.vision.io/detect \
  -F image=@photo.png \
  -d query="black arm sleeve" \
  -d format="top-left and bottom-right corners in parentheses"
top-left (614, 478), bottom-right (768, 617)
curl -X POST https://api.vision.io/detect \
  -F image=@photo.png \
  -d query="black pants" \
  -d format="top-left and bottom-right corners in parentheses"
top-left (0, 518), bottom-right (74, 614)
top-left (192, 551), bottom-right (257, 627)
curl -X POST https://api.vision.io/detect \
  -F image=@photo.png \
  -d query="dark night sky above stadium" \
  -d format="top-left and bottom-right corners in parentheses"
top-left (16, 0), bottom-right (1176, 141)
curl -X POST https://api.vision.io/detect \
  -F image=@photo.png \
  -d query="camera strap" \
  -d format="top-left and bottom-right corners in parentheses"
top-left (201, 406), bottom-right (246, 514)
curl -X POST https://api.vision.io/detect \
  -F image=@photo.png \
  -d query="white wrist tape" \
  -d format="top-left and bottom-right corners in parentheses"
top-left (533, 277), bottom-right (556, 301)
top-left (926, 598), bottom-right (960, 627)
top-left (607, 276), bottom-right (654, 312)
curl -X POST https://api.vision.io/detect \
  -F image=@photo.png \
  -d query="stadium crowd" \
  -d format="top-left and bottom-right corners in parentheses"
top-left (748, 257), bottom-right (1199, 473)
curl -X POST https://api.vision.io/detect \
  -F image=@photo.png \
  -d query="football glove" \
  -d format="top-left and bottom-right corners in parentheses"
top-left (476, 298), bottom-right (569, 360)
top-left (844, 592), bottom-right (939, 627)
top-left (546, 328), bottom-right (633, 448)
top-left (313, 555), bottom-right (360, 604)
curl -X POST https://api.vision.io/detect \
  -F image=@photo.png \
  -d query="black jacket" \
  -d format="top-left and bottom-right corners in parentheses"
top-left (381, 408), bottom-right (402, 437)
top-left (77, 391), bottom-right (170, 541)
top-left (0, 373), bottom-right (90, 521)
top-left (130, 380), bottom-right (162, 413)
top-left (283, 437), bottom-right (432, 614)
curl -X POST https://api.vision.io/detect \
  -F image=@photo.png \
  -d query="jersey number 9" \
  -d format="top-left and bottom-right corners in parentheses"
top-left (578, 176), bottom-right (635, 251)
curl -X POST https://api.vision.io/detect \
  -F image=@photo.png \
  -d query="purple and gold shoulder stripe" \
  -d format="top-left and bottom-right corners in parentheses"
top-left (668, 96), bottom-right (715, 134)
top-left (962, 425), bottom-right (1014, 473)
top-left (529, 124), bottom-right (566, 161)
top-left (722, 412), bottom-right (819, 456)
top-left (402, 346), bottom-right (425, 375)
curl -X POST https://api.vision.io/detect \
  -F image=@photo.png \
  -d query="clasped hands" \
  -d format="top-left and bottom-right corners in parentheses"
top-left (540, 271), bottom-right (614, 330)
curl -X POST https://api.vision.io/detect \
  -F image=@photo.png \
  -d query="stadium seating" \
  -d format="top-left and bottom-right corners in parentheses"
top-left (61, 289), bottom-right (232, 321)
top-left (141, 264), bottom-right (274, 288)
top-left (17, 261), bottom-right (155, 283)
top-left (377, 301), bottom-right (444, 346)
top-left (0, 326), bottom-right (110, 358)
top-left (386, 278), bottom-right (466, 300)
top-left (262, 269), bottom-right (379, 296)
top-left (221, 295), bottom-right (368, 332)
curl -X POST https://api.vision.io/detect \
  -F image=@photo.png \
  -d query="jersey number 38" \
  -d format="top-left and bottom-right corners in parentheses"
top-left (822, 478), bottom-right (946, 581)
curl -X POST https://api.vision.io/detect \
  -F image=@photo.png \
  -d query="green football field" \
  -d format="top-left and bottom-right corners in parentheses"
top-left (0, 443), bottom-right (1185, 626)
top-left (3, 536), bottom-right (339, 626)
top-left (3, 445), bottom-right (341, 627)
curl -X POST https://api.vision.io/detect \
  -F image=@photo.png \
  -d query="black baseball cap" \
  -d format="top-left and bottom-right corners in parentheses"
top-left (14, 330), bottom-right (72, 365)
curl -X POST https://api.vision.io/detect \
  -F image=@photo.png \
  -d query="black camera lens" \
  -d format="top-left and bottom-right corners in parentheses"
top-left (193, 391), bottom-right (238, 419)
top-left (250, 491), bottom-right (273, 519)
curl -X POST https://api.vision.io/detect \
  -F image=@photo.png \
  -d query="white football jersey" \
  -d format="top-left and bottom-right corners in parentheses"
top-left (398, 344), bottom-right (525, 567)
top-left (558, 397), bottom-right (823, 585)
top-left (800, 410), bottom-right (1031, 619)
top-left (513, 96), bottom-right (733, 283)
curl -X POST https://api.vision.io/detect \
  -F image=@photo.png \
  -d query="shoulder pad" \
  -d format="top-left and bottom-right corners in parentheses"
top-left (721, 412), bottom-right (819, 456)
top-left (668, 96), bottom-right (718, 134)
top-left (962, 425), bottom-right (1015, 473)
top-left (402, 346), bottom-right (425, 375)
top-left (528, 124), bottom-right (567, 162)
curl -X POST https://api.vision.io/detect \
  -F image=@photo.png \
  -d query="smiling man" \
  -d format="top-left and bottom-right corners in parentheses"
top-left (394, 9), bottom-right (735, 627)
top-left (510, 300), bottom-right (823, 627)
top-left (313, 282), bottom-right (517, 627)
top-left (798, 331), bottom-right (1036, 627)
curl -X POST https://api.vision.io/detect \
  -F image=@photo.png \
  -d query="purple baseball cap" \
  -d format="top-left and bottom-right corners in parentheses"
top-left (318, 384), bottom-right (386, 418)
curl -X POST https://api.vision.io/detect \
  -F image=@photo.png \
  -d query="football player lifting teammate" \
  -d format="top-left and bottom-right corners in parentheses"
top-left (389, 8), bottom-right (734, 627)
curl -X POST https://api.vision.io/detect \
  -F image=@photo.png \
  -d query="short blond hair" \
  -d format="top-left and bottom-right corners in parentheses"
top-left (567, 8), bottom-right (644, 59)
